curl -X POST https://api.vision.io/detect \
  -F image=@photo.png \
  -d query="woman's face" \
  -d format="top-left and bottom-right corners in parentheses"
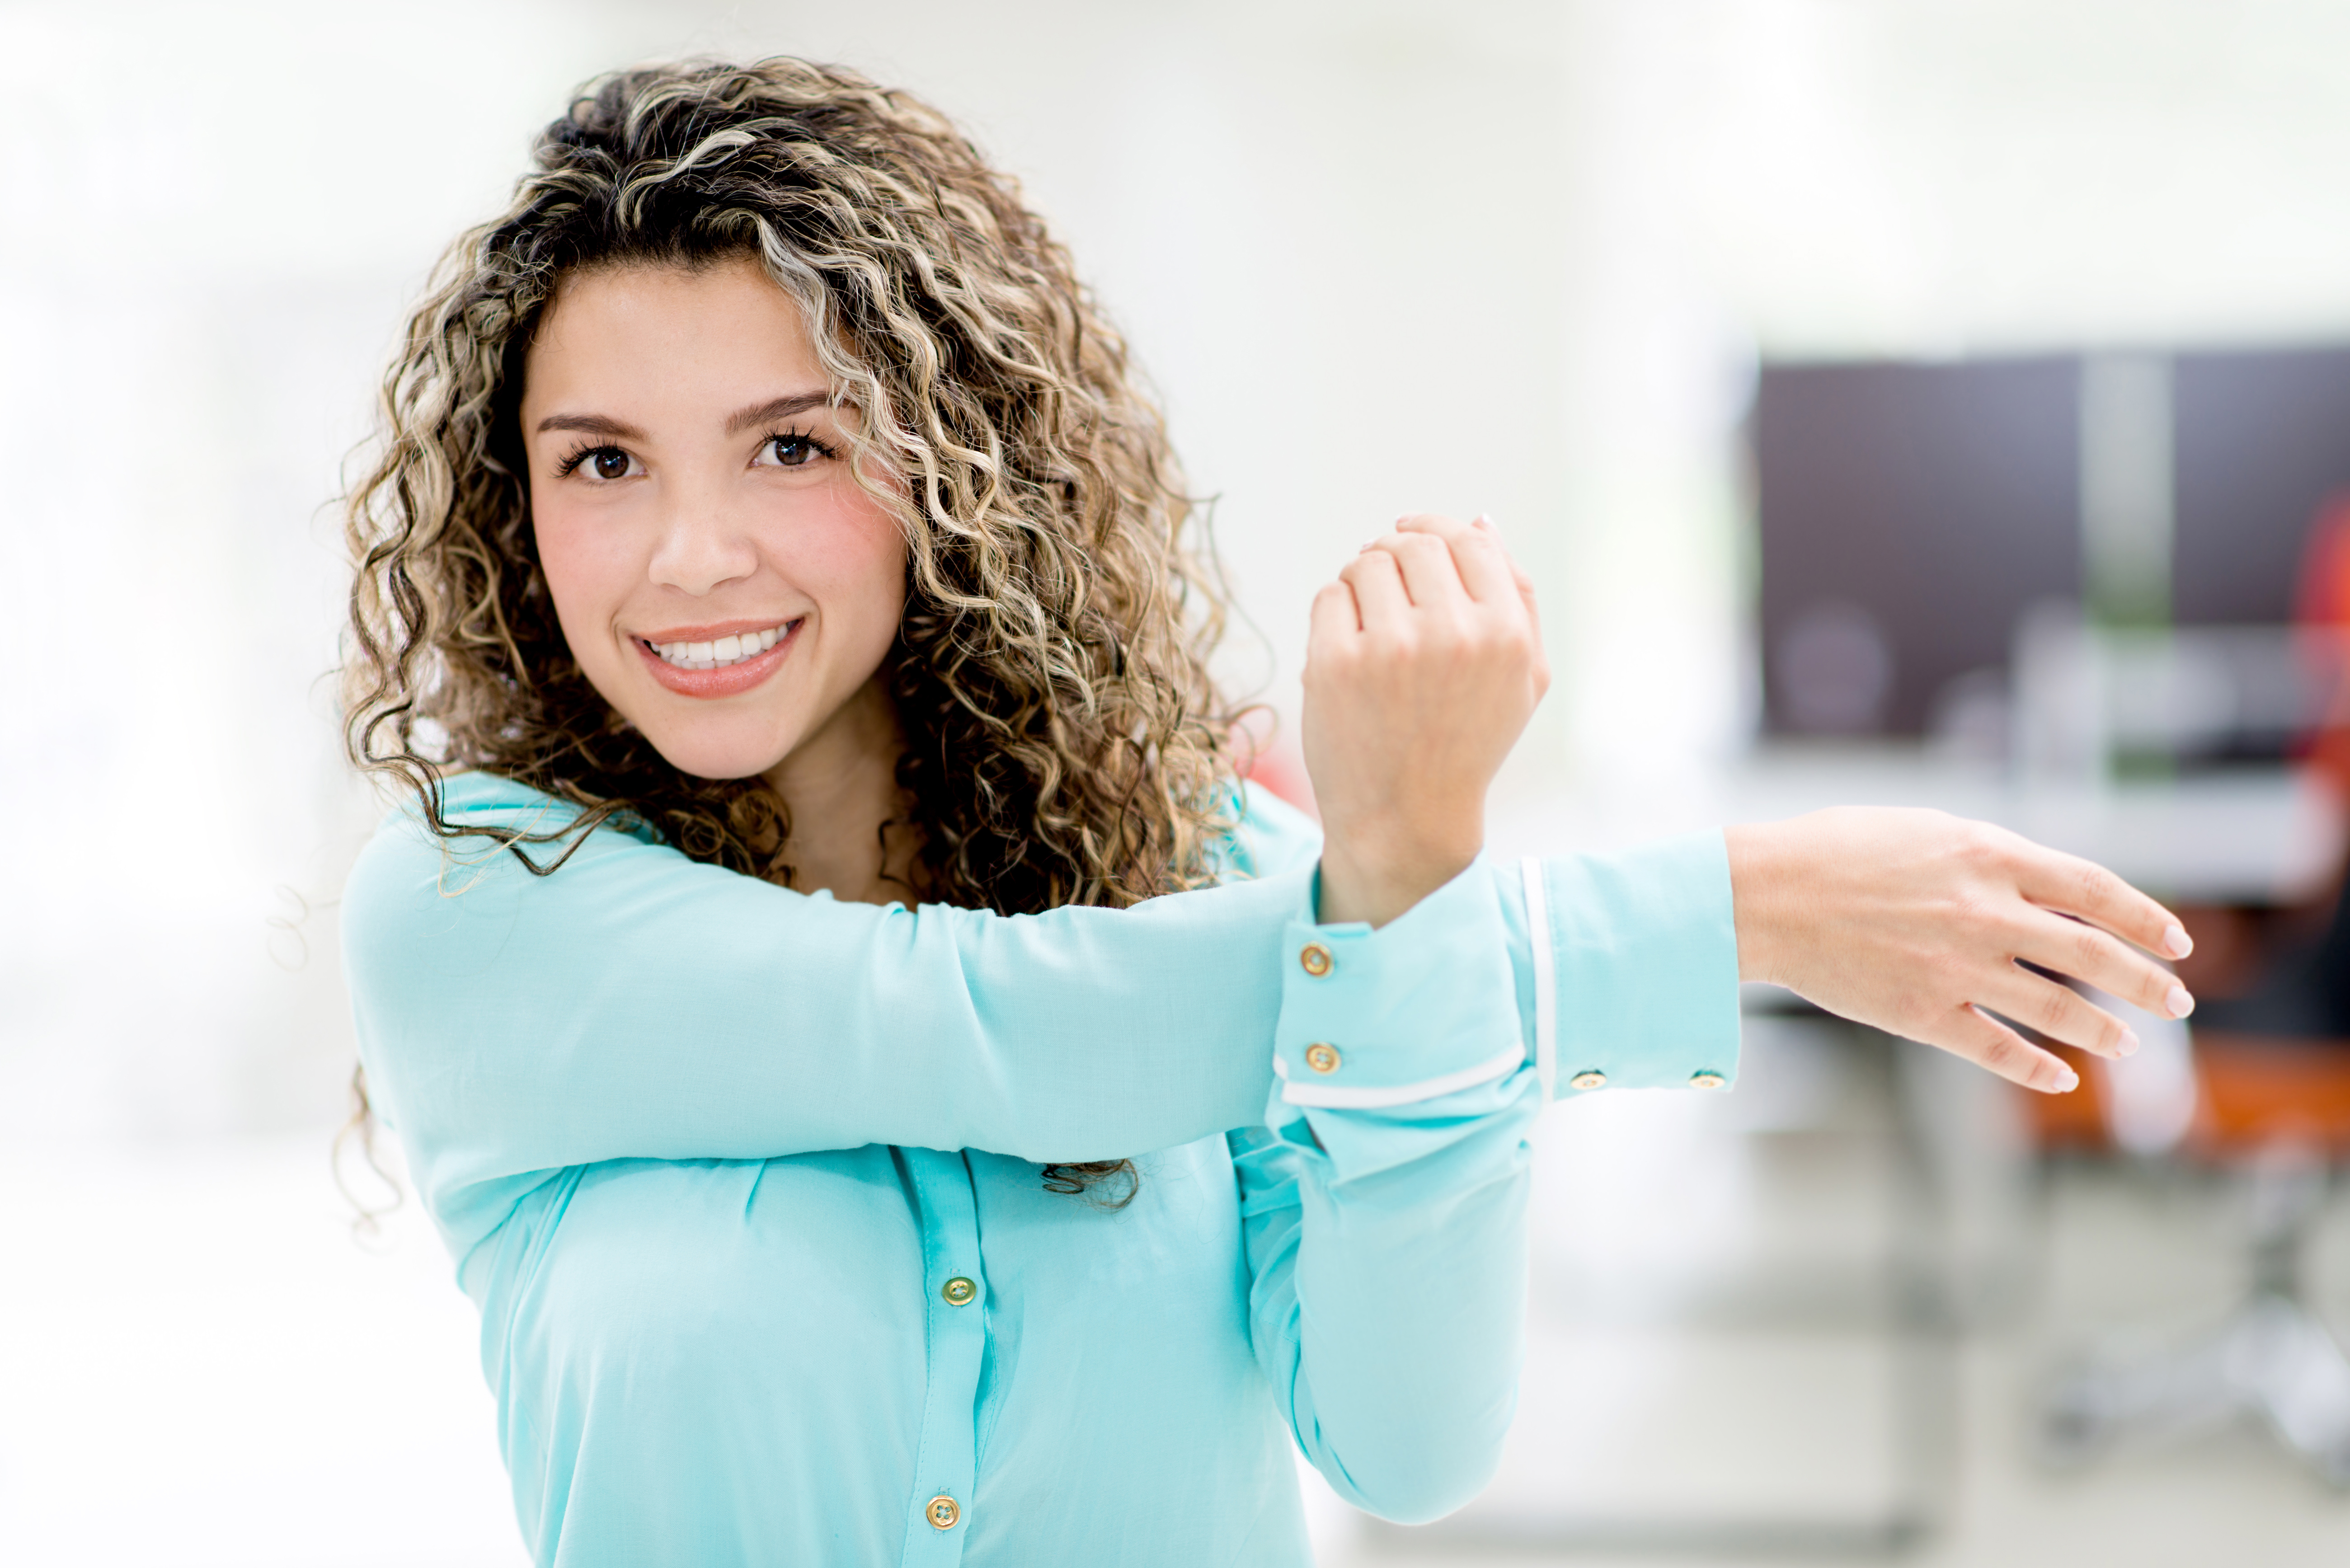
top-left (519, 256), bottom-right (907, 781)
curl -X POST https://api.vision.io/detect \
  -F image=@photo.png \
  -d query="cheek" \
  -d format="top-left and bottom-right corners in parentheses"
top-left (793, 486), bottom-right (908, 654)
top-left (532, 499), bottom-right (633, 648)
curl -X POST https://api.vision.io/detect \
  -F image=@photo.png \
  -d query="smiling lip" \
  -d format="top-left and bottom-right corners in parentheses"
top-left (634, 618), bottom-right (802, 698)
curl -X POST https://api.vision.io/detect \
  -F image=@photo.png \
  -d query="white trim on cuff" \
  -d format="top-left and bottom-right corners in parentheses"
top-left (1521, 857), bottom-right (1557, 1106)
top-left (1273, 1043), bottom-right (1527, 1110)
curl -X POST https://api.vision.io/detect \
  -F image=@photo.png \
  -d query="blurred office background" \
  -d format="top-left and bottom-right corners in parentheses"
top-left (9, 0), bottom-right (2350, 1562)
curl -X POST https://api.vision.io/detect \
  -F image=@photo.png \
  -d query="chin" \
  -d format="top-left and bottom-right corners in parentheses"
top-left (638, 718), bottom-right (795, 783)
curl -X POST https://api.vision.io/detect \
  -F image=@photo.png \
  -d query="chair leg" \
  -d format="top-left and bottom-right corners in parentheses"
top-left (2044, 1312), bottom-right (2250, 1459)
top-left (2042, 1147), bottom-right (2350, 1485)
top-left (2235, 1292), bottom-right (2350, 1483)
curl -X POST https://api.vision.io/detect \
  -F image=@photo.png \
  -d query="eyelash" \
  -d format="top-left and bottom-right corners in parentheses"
top-left (759, 426), bottom-right (838, 467)
top-left (553, 441), bottom-right (620, 479)
top-left (550, 427), bottom-right (839, 479)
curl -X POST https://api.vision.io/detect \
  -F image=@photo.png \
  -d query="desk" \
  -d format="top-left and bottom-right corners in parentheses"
top-left (1491, 748), bottom-right (2343, 906)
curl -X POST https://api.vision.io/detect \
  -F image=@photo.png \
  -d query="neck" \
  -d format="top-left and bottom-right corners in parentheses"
top-left (762, 677), bottom-right (921, 905)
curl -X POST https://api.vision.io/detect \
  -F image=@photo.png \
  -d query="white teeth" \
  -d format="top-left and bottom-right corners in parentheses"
top-left (648, 624), bottom-right (790, 671)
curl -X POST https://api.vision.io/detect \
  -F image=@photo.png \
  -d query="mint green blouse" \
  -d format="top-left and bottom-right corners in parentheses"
top-left (342, 772), bottom-right (1739, 1567)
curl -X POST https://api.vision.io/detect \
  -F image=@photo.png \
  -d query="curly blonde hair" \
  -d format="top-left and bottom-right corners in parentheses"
top-left (342, 58), bottom-right (1242, 1199)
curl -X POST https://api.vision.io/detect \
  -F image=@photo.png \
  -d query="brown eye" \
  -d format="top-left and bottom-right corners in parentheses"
top-left (592, 449), bottom-right (630, 480)
top-left (770, 435), bottom-right (813, 468)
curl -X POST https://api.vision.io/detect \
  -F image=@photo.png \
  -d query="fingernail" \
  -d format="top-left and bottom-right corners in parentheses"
top-left (2052, 1065), bottom-right (2081, 1094)
top-left (2118, 1028), bottom-right (2141, 1057)
top-left (1474, 512), bottom-right (1499, 531)
top-left (2166, 984), bottom-right (2195, 1019)
top-left (2162, 924), bottom-right (2193, 959)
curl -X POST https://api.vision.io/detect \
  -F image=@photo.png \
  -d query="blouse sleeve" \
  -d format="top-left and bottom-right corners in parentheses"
top-left (1230, 829), bottom-right (1745, 1523)
top-left (342, 774), bottom-right (1741, 1264)
top-left (345, 774), bottom-right (1305, 1251)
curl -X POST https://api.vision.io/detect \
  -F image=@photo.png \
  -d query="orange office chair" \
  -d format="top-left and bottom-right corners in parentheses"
top-left (2035, 497), bottom-right (2350, 1483)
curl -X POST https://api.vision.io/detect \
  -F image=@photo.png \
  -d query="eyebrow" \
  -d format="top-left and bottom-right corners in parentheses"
top-left (724, 391), bottom-right (831, 435)
top-left (535, 411), bottom-right (645, 440)
top-left (533, 391), bottom-right (832, 441)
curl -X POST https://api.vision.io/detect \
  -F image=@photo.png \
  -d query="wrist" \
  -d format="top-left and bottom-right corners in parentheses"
top-left (1317, 814), bottom-right (1482, 928)
top-left (1724, 820), bottom-right (1793, 986)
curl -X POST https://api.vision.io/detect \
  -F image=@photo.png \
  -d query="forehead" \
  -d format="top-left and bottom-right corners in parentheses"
top-left (521, 256), bottom-right (819, 412)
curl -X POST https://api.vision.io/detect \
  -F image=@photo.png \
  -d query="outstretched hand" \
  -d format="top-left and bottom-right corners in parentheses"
top-left (1303, 514), bottom-right (1549, 928)
top-left (1727, 807), bottom-right (2196, 1094)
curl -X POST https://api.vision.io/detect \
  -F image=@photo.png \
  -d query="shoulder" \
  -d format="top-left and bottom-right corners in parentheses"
top-left (1216, 779), bottom-right (1323, 883)
top-left (429, 770), bottom-right (649, 840)
top-left (340, 773), bottom-right (647, 956)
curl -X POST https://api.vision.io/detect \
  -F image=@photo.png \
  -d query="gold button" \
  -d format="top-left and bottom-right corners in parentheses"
top-left (1300, 942), bottom-right (1334, 977)
top-left (941, 1276), bottom-right (977, 1306)
top-left (926, 1494), bottom-right (960, 1530)
top-left (1689, 1070), bottom-right (1726, 1090)
top-left (1304, 1042), bottom-right (1341, 1075)
top-left (1569, 1070), bottom-right (1607, 1091)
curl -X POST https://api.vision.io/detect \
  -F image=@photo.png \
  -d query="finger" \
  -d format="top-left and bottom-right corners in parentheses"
top-left (2012, 842), bottom-right (2193, 960)
top-left (1337, 549), bottom-right (1412, 634)
top-left (1397, 513), bottom-right (1518, 606)
top-left (1391, 512), bottom-right (1465, 538)
top-left (1926, 1003), bottom-right (2082, 1094)
top-left (1363, 530), bottom-right (1467, 613)
top-left (2013, 909), bottom-right (2194, 1023)
top-left (1472, 515), bottom-right (1532, 589)
top-left (1480, 520), bottom-right (1550, 686)
top-left (1489, 526), bottom-right (1539, 611)
top-left (1980, 963), bottom-right (2140, 1058)
top-left (1464, 514), bottom-right (1548, 647)
top-left (1308, 578), bottom-right (1361, 647)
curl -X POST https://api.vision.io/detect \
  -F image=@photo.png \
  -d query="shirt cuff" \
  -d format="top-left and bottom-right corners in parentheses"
top-left (1524, 830), bottom-right (1743, 1098)
top-left (1270, 859), bottom-right (1524, 1110)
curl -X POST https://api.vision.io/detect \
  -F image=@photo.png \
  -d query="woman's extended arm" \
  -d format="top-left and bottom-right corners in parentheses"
top-left (341, 775), bottom-right (1741, 1256)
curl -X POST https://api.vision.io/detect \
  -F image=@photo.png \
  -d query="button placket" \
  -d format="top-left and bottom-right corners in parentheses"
top-left (896, 1150), bottom-right (986, 1568)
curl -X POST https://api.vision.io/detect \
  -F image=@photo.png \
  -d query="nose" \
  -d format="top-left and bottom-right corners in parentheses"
top-left (646, 481), bottom-right (759, 597)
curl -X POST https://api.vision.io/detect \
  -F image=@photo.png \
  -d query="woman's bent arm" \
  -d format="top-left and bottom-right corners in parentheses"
top-left (1231, 1066), bottom-right (1541, 1526)
top-left (1235, 831), bottom-right (1742, 1522)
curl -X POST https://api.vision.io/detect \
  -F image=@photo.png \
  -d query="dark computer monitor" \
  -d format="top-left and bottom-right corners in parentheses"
top-left (1753, 346), bottom-right (2350, 741)
top-left (2174, 345), bottom-right (2350, 626)
top-left (1753, 356), bottom-right (2078, 737)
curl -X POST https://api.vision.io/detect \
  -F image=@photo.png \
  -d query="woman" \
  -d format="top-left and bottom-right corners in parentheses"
top-left (341, 59), bottom-right (2192, 1566)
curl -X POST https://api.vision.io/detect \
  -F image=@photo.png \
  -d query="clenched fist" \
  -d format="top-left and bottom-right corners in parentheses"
top-left (1303, 514), bottom-right (1549, 927)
